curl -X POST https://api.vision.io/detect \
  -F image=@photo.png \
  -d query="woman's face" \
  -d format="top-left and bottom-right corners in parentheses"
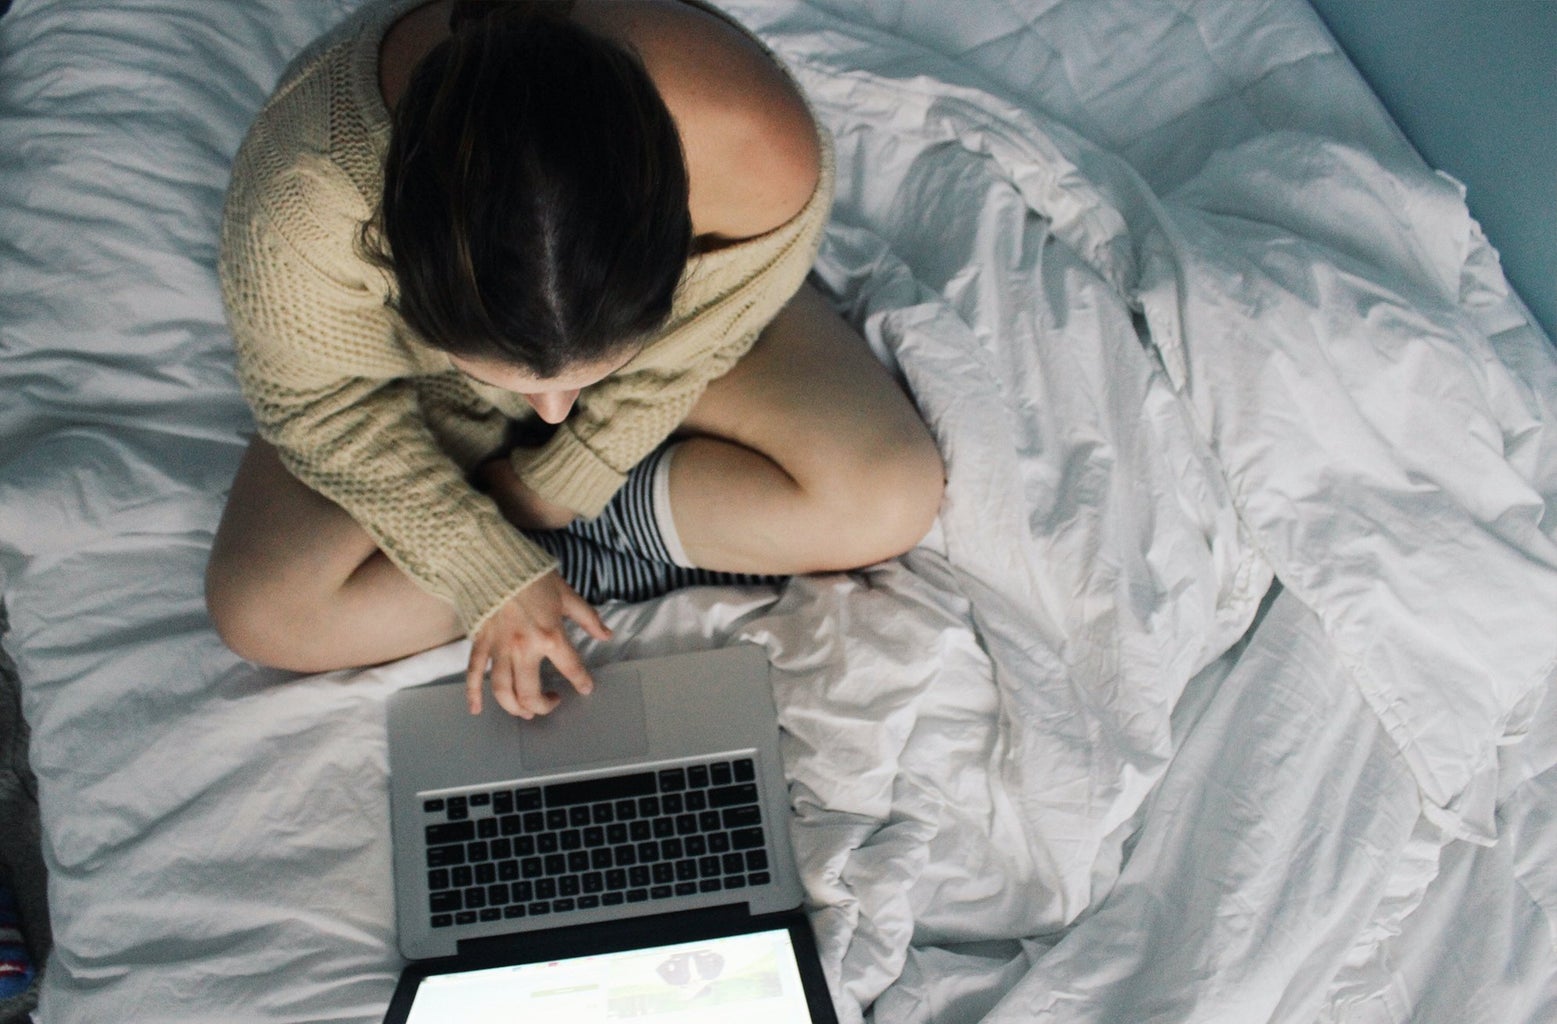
top-left (449, 348), bottom-right (639, 424)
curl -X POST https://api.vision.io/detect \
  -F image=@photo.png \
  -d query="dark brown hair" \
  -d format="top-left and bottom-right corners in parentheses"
top-left (363, 1), bottom-right (692, 377)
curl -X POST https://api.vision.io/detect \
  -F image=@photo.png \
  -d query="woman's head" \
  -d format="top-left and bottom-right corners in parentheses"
top-left (365, 2), bottom-right (691, 380)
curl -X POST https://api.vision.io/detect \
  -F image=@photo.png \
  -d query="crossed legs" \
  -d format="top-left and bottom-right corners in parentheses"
top-left (205, 283), bottom-right (945, 671)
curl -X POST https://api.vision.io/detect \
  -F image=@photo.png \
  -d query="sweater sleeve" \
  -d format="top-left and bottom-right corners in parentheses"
top-left (512, 134), bottom-right (837, 518)
top-left (219, 189), bottom-right (557, 635)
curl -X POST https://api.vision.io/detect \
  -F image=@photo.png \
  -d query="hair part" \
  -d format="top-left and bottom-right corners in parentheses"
top-left (361, 2), bottom-right (692, 379)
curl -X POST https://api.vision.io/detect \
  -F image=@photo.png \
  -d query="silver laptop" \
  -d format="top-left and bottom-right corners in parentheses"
top-left (382, 643), bottom-right (838, 1023)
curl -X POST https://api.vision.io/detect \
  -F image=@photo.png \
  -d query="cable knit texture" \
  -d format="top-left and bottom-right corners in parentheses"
top-left (218, 0), bottom-right (834, 632)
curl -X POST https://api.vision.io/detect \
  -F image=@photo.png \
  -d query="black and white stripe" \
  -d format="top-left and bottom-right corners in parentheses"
top-left (529, 444), bottom-right (783, 604)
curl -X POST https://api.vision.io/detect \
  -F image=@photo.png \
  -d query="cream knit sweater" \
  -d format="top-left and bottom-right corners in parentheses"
top-left (218, 0), bottom-right (834, 632)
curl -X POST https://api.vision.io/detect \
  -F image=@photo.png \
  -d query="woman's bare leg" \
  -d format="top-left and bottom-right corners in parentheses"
top-left (205, 438), bottom-right (462, 672)
top-left (671, 282), bottom-right (944, 573)
top-left (205, 283), bottom-right (941, 672)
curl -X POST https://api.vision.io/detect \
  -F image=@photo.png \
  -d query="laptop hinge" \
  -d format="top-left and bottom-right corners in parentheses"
top-left (455, 902), bottom-right (764, 965)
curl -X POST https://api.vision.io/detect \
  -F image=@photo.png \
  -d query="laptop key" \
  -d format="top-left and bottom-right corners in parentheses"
top-left (675, 882), bottom-right (697, 897)
top-left (749, 872), bottom-right (771, 886)
top-left (731, 828), bottom-right (765, 850)
top-left (709, 784), bottom-right (759, 808)
top-left (710, 762), bottom-right (733, 786)
top-left (447, 796), bottom-right (469, 820)
top-left (733, 759), bottom-right (756, 782)
top-left (452, 866), bottom-right (473, 888)
top-left (475, 863), bottom-right (496, 885)
top-left (515, 789), bottom-right (543, 811)
top-left (431, 914), bottom-right (454, 928)
top-left (504, 905), bottom-right (526, 919)
top-left (553, 898), bottom-right (576, 913)
top-left (602, 892), bottom-right (624, 906)
top-left (498, 860), bottom-right (519, 882)
top-left (430, 891), bottom-right (461, 914)
top-left (746, 850), bottom-right (769, 870)
top-left (427, 844), bottom-right (465, 868)
top-left (722, 806), bottom-right (761, 829)
top-left (480, 907), bottom-right (501, 922)
top-left (687, 765), bottom-right (709, 788)
top-left (427, 869), bottom-right (450, 891)
top-left (455, 911), bottom-right (477, 925)
top-left (578, 895), bottom-right (600, 910)
top-left (463, 887), bottom-right (486, 909)
top-left (426, 822), bottom-right (475, 845)
top-left (469, 793), bottom-right (490, 807)
top-left (650, 885), bottom-right (673, 900)
top-left (627, 889), bottom-right (649, 903)
top-left (699, 879), bottom-right (721, 893)
top-left (491, 791), bottom-right (514, 815)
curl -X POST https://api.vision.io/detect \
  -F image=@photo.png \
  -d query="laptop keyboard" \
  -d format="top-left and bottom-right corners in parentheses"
top-left (419, 756), bottom-right (774, 930)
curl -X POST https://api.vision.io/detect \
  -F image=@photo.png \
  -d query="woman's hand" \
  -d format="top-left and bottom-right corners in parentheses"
top-left (467, 571), bottom-right (612, 718)
top-left (477, 457), bottom-right (578, 531)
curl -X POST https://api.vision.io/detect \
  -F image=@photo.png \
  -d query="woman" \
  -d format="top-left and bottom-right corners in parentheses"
top-left (207, 0), bottom-right (944, 719)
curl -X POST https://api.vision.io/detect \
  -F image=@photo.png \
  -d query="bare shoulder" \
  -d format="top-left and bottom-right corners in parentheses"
top-left (575, 0), bottom-right (822, 243)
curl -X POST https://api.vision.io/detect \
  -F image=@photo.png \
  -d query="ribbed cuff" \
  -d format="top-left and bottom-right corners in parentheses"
top-left (511, 427), bottom-right (628, 519)
top-left (441, 512), bottom-right (559, 635)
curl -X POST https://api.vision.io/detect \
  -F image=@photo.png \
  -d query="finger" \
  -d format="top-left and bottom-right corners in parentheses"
top-left (489, 650), bottom-right (526, 719)
top-left (562, 589), bottom-right (613, 642)
top-left (509, 646), bottom-right (552, 719)
top-left (545, 636), bottom-right (596, 698)
top-left (465, 639), bottom-right (489, 716)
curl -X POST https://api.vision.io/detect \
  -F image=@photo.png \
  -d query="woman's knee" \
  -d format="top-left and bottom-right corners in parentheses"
top-left (804, 426), bottom-right (945, 568)
top-left (204, 556), bottom-right (303, 667)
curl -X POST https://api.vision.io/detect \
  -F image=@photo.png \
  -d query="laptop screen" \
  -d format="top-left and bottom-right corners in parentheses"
top-left (402, 927), bottom-right (815, 1023)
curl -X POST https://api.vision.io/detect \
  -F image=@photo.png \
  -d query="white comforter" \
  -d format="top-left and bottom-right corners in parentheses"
top-left (2, 0), bottom-right (1555, 1021)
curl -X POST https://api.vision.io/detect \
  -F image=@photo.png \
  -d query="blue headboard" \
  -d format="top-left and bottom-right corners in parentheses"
top-left (1307, 0), bottom-right (1556, 345)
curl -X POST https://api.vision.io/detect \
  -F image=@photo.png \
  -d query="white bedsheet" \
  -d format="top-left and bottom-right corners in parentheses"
top-left (2, 1), bottom-right (1555, 1021)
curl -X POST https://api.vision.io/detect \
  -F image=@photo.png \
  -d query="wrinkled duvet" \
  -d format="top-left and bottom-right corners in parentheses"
top-left (2, 0), bottom-right (1555, 1021)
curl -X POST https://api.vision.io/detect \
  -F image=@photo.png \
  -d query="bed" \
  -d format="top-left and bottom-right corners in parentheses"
top-left (2, 0), bottom-right (1556, 1021)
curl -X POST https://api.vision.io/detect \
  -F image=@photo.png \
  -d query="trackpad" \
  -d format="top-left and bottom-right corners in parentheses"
top-left (518, 667), bottom-right (649, 771)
